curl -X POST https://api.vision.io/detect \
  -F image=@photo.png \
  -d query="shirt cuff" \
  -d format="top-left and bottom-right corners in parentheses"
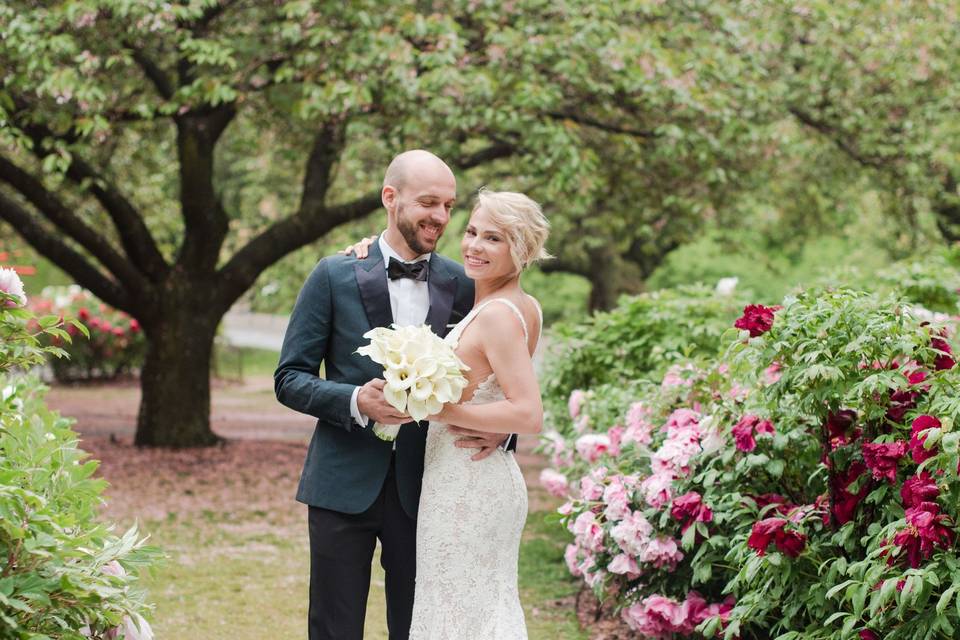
top-left (350, 386), bottom-right (369, 428)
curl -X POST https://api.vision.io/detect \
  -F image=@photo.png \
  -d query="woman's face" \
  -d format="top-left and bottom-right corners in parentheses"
top-left (461, 206), bottom-right (516, 281)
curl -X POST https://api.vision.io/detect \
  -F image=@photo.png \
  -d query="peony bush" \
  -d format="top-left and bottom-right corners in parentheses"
top-left (1, 270), bottom-right (158, 639)
top-left (30, 286), bottom-right (145, 382)
top-left (541, 281), bottom-right (960, 639)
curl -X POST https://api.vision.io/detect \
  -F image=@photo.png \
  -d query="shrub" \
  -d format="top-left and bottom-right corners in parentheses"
top-left (541, 286), bottom-right (960, 639)
top-left (30, 286), bottom-right (146, 382)
top-left (1, 270), bottom-right (158, 639)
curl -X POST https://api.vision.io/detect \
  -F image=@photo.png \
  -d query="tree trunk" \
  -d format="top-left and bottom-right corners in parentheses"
top-left (586, 248), bottom-right (645, 312)
top-left (134, 291), bottom-right (222, 447)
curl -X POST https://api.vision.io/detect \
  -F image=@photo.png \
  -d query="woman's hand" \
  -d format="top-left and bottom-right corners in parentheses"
top-left (339, 235), bottom-right (378, 258)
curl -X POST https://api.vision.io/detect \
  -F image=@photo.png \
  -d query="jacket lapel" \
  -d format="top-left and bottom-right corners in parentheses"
top-left (355, 243), bottom-right (393, 330)
top-left (425, 255), bottom-right (457, 336)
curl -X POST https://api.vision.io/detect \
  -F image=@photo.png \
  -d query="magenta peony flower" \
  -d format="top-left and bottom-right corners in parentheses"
top-left (748, 517), bottom-right (807, 557)
top-left (909, 415), bottom-right (940, 464)
top-left (861, 440), bottom-right (907, 483)
top-left (826, 409), bottom-right (860, 449)
top-left (901, 471), bottom-right (938, 509)
top-left (859, 631), bottom-right (879, 640)
top-left (888, 501), bottom-right (954, 568)
top-left (539, 469), bottom-right (569, 498)
top-left (734, 304), bottom-right (780, 337)
top-left (670, 491), bottom-right (713, 533)
top-left (731, 415), bottom-right (775, 452)
top-left (931, 334), bottom-right (955, 371)
top-left (829, 461), bottom-right (870, 525)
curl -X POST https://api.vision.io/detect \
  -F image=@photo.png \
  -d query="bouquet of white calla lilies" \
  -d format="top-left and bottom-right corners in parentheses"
top-left (356, 324), bottom-right (470, 440)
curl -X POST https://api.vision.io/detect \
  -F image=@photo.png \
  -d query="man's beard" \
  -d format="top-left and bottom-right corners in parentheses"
top-left (396, 203), bottom-right (438, 255)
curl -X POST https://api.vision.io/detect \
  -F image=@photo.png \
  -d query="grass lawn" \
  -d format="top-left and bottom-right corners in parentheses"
top-left (135, 509), bottom-right (583, 639)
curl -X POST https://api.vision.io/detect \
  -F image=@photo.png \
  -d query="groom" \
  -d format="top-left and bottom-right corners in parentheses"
top-left (275, 150), bottom-right (511, 640)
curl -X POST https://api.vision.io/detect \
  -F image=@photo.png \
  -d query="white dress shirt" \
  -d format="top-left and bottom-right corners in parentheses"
top-left (350, 234), bottom-right (431, 427)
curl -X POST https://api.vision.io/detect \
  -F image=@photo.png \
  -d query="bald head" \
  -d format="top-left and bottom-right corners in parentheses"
top-left (383, 149), bottom-right (455, 192)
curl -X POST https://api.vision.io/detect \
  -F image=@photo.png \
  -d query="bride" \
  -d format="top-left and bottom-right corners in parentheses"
top-left (347, 189), bottom-right (550, 639)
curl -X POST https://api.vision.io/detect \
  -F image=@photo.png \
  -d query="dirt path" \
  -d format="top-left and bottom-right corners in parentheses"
top-left (45, 375), bottom-right (555, 516)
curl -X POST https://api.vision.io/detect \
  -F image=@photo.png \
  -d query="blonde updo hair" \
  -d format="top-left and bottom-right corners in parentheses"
top-left (471, 189), bottom-right (552, 274)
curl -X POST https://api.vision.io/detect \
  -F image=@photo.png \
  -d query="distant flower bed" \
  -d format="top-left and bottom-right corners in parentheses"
top-left (540, 276), bottom-right (960, 639)
top-left (30, 286), bottom-right (146, 382)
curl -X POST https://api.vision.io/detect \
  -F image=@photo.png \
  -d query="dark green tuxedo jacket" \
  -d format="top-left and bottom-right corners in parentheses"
top-left (274, 242), bottom-right (475, 517)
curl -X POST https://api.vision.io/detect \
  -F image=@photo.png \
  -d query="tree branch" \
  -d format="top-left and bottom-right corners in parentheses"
top-left (0, 156), bottom-right (146, 293)
top-left (297, 120), bottom-right (348, 217)
top-left (15, 117), bottom-right (170, 280)
top-left (545, 111), bottom-right (659, 139)
top-left (453, 142), bottom-right (517, 170)
top-left (174, 106), bottom-right (237, 271)
top-left (124, 42), bottom-right (176, 100)
top-left (788, 106), bottom-right (889, 171)
top-left (178, 0), bottom-right (237, 33)
top-left (216, 192), bottom-right (383, 312)
top-left (0, 192), bottom-right (132, 312)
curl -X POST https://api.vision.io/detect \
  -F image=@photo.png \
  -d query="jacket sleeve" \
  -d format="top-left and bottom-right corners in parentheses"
top-left (274, 259), bottom-right (357, 432)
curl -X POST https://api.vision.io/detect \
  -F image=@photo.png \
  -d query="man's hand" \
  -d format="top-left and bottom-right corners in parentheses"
top-left (357, 379), bottom-right (410, 424)
top-left (448, 425), bottom-right (511, 461)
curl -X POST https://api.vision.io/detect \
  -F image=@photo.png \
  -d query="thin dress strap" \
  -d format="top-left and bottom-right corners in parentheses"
top-left (478, 297), bottom-right (529, 341)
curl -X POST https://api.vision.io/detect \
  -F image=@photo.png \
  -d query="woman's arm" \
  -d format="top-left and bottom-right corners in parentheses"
top-left (433, 303), bottom-right (543, 434)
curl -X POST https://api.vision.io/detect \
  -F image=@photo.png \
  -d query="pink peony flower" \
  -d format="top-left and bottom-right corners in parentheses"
top-left (575, 434), bottom-right (610, 463)
top-left (731, 415), bottom-right (759, 452)
top-left (622, 594), bottom-right (686, 638)
top-left (568, 389), bottom-right (586, 419)
top-left (901, 471), bottom-right (938, 509)
top-left (607, 424), bottom-right (624, 457)
top-left (610, 510), bottom-right (653, 556)
top-left (539, 469), bottom-right (569, 498)
top-left (0, 267), bottom-right (26, 307)
top-left (909, 415), bottom-right (940, 464)
top-left (602, 476), bottom-right (632, 522)
top-left (607, 553), bottom-right (641, 578)
top-left (859, 631), bottom-right (879, 640)
top-left (670, 491), bottom-right (713, 533)
top-left (570, 511), bottom-right (605, 552)
top-left (861, 441), bottom-right (907, 483)
top-left (640, 471), bottom-right (675, 509)
top-left (564, 543), bottom-right (582, 576)
top-left (579, 474), bottom-right (604, 501)
top-left (664, 408), bottom-right (701, 435)
top-left (624, 402), bottom-right (654, 445)
top-left (734, 304), bottom-right (780, 337)
top-left (826, 409), bottom-right (860, 450)
top-left (762, 362), bottom-right (782, 385)
top-left (640, 536), bottom-right (684, 569)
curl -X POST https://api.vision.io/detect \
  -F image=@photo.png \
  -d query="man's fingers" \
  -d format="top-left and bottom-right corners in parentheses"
top-left (471, 447), bottom-right (496, 461)
top-left (446, 425), bottom-right (485, 437)
top-left (453, 437), bottom-right (483, 448)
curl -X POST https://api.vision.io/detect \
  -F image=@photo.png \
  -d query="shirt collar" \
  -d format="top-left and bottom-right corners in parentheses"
top-left (378, 233), bottom-right (431, 270)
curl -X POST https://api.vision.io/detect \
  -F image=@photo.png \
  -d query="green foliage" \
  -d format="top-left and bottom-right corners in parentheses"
top-left (31, 287), bottom-right (146, 382)
top-left (0, 287), bottom-right (158, 638)
top-left (542, 284), bottom-right (745, 418)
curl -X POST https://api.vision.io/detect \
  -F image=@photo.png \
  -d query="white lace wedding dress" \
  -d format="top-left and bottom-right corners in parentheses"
top-left (408, 297), bottom-right (540, 640)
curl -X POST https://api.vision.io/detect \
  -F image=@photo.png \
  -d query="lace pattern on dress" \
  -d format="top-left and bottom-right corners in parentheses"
top-left (408, 298), bottom-right (538, 640)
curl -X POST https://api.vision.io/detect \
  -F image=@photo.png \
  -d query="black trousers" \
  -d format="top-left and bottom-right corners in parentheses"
top-left (307, 455), bottom-right (417, 640)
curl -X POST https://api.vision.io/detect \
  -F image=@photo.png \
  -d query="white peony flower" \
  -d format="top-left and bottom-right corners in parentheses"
top-left (715, 276), bottom-right (738, 296)
top-left (0, 267), bottom-right (26, 306)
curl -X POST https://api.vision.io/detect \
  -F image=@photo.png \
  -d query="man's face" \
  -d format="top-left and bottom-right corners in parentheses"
top-left (387, 172), bottom-right (456, 255)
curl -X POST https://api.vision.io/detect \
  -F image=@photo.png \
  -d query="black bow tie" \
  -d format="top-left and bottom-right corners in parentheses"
top-left (387, 257), bottom-right (429, 281)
